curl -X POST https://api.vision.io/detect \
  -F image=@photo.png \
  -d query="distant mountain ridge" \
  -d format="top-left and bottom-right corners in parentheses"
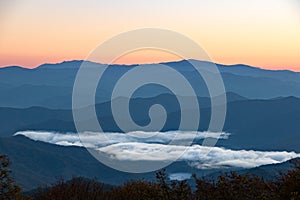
top-left (1, 59), bottom-right (300, 109)
top-left (1, 59), bottom-right (299, 72)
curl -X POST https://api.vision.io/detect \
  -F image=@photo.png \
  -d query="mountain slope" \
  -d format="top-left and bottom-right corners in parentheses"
top-left (0, 95), bottom-right (299, 152)
top-left (1, 60), bottom-right (300, 108)
top-left (0, 136), bottom-right (209, 191)
top-left (0, 136), bottom-right (298, 191)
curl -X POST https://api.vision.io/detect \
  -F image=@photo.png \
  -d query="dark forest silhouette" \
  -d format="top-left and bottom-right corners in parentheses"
top-left (1, 155), bottom-right (299, 200)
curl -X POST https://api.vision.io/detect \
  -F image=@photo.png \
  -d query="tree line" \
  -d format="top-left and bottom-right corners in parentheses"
top-left (1, 155), bottom-right (300, 200)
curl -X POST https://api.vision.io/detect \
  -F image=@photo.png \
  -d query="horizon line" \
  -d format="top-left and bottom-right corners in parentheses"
top-left (0, 59), bottom-right (299, 73)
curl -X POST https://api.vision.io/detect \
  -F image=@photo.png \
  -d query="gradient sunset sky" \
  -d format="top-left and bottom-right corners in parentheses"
top-left (0, 0), bottom-right (300, 71)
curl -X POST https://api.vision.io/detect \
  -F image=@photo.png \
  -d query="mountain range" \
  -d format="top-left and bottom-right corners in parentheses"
top-left (1, 60), bottom-right (300, 109)
top-left (0, 59), bottom-right (299, 191)
top-left (0, 94), bottom-right (299, 152)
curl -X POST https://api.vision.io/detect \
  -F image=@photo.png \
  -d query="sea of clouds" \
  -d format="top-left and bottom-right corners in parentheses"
top-left (15, 131), bottom-right (300, 169)
top-left (14, 131), bottom-right (229, 148)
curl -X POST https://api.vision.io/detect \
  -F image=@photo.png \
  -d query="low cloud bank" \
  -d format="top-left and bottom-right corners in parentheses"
top-left (169, 173), bottom-right (192, 181)
top-left (15, 131), bottom-right (300, 169)
top-left (14, 131), bottom-right (229, 148)
top-left (97, 142), bottom-right (299, 169)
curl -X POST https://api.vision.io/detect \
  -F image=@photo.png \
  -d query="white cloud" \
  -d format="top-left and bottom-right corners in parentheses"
top-left (14, 130), bottom-right (229, 148)
top-left (15, 131), bottom-right (85, 147)
top-left (169, 173), bottom-right (192, 181)
top-left (14, 131), bottom-right (300, 169)
top-left (97, 142), bottom-right (300, 169)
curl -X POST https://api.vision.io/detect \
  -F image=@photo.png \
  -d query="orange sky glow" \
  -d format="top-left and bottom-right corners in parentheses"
top-left (0, 0), bottom-right (300, 71)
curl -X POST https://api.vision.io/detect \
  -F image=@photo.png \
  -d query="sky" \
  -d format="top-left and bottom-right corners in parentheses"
top-left (0, 0), bottom-right (300, 71)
